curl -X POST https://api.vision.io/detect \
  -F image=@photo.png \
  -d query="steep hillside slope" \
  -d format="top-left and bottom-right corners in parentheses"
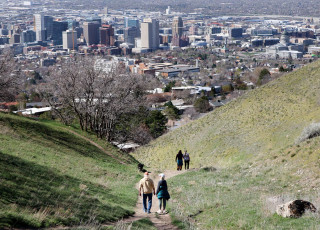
top-left (134, 61), bottom-right (320, 169)
top-left (133, 61), bottom-right (320, 229)
top-left (0, 113), bottom-right (139, 229)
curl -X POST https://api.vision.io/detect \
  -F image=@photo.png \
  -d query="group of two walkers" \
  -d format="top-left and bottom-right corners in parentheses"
top-left (139, 172), bottom-right (169, 214)
top-left (138, 150), bottom-right (191, 214)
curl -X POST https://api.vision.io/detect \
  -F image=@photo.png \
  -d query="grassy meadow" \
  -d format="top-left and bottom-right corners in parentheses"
top-left (133, 61), bottom-right (320, 228)
top-left (0, 113), bottom-right (140, 229)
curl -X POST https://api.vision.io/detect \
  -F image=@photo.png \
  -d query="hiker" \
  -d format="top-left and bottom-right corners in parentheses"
top-left (156, 173), bottom-right (170, 214)
top-left (183, 150), bottom-right (190, 170)
top-left (176, 150), bottom-right (184, 171)
top-left (139, 172), bottom-right (155, 214)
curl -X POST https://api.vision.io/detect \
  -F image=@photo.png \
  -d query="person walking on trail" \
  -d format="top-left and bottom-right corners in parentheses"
top-left (156, 173), bottom-right (170, 214)
top-left (176, 150), bottom-right (184, 171)
top-left (139, 172), bottom-right (155, 214)
top-left (183, 150), bottom-right (190, 170)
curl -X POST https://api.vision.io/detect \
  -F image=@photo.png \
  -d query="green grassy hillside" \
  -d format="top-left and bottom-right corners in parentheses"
top-left (133, 61), bottom-right (320, 229)
top-left (0, 113), bottom-right (140, 229)
top-left (134, 61), bottom-right (320, 169)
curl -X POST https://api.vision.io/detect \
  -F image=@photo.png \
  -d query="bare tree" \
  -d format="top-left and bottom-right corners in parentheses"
top-left (183, 107), bottom-right (199, 120)
top-left (0, 50), bottom-right (20, 102)
top-left (40, 57), bottom-right (151, 142)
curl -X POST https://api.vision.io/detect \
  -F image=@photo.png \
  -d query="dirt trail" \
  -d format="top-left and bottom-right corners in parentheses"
top-left (117, 169), bottom-right (187, 230)
top-left (52, 129), bottom-right (188, 229)
top-left (64, 128), bottom-right (128, 165)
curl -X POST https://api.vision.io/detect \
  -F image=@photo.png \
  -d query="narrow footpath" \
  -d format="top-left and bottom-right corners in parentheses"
top-left (118, 170), bottom-right (186, 230)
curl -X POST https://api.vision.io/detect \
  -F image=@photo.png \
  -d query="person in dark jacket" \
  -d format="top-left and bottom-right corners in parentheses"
top-left (156, 173), bottom-right (170, 214)
top-left (183, 150), bottom-right (190, 170)
top-left (176, 150), bottom-right (183, 171)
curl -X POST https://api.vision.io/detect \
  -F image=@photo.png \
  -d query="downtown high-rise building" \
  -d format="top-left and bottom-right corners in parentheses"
top-left (124, 27), bottom-right (140, 44)
top-left (63, 30), bottom-right (77, 50)
top-left (172, 16), bottom-right (183, 37)
top-left (99, 24), bottom-right (114, 46)
top-left (52, 21), bottom-right (68, 45)
top-left (83, 21), bottom-right (100, 45)
top-left (141, 18), bottom-right (159, 50)
top-left (20, 30), bottom-right (36, 43)
top-left (44, 16), bottom-right (53, 40)
top-left (33, 14), bottom-right (53, 41)
top-left (172, 16), bottom-right (184, 47)
top-left (34, 14), bottom-right (45, 41)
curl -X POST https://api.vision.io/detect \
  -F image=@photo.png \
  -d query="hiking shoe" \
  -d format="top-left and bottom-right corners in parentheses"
top-left (147, 210), bottom-right (151, 214)
top-left (157, 210), bottom-right (162, 214)
top-left (162, 210), bottom-right (168, 214)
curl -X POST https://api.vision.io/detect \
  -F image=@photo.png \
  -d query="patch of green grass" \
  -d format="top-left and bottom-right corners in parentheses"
top-left (0, 113), bottom-right (141, 228)
top-left (168, 169), bottom-right (320, 230)
top-left (131, 218), bottom-right (157, 230)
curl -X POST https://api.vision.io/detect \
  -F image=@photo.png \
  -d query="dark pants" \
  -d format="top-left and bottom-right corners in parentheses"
top-left (184, 160), bottom-right (189, 170)
top-left (143, 193), bottom-right (152, 213)
top-left (177, 159), bottom-right (183, 171)
top-left (159, 198), bottom-right (166, 210)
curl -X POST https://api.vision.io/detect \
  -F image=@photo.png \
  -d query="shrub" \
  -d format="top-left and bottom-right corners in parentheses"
top-left (296, 123), bottom-right (320, 144)
top-left (39, 111), bottom-right (53, 120)
top-left (164, 81), bottom-right (176, 92)
top-left (194, 96), bottom-right (212, 113)
top-left (8, 105), bottom-right (18, 113)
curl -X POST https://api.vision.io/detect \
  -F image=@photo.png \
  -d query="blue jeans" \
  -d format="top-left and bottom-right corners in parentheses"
top-left (143, 193), bottom-right (152, 213)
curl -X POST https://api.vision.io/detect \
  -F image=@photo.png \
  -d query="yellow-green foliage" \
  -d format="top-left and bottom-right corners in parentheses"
top-left (133, 61), bottom-right (320, 169)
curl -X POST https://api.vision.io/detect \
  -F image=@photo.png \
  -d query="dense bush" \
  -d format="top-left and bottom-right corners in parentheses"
top-left (194, 96), bottom-right (212, 113)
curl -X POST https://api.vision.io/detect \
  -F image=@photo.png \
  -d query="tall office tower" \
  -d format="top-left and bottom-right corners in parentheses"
top-left (44, 15), bottom-right (53, 40)
top-left (172, 16), bottom-right (183, 47)
top-left (52, 21), bottom-right (68, 45)
top-left (141, 18), bottom-right (159, 50)
top-left (34, 14), bottom-right (45, 41)
top-left (20, 30), bottom-right (36, 43)
top-left (166, 6), bottom-right (171, 15)
top-left (83, 21), bottom-right (100, 45)
top-left (34, 14), bottom-right (53, 41)
top-left (172, 16), bottom-right (183, 37)
top-left (99, 24), bottom-right (114, 46)
top-left (124, 27), bottom-right (139, 44)
top-left (125, 17), bottom-right (140, 28)
top-left (63, 30), bottom-right (77, 50)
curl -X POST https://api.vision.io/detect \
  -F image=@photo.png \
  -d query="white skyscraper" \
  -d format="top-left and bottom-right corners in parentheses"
top-left (166, 6), bottom-right (171, 15)
top-left (34, 14), bottom-right (45, 41)
top-left (141, 18), bottom-right (159, 50)
top-left (63, 30), bottom-right (77, 50)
